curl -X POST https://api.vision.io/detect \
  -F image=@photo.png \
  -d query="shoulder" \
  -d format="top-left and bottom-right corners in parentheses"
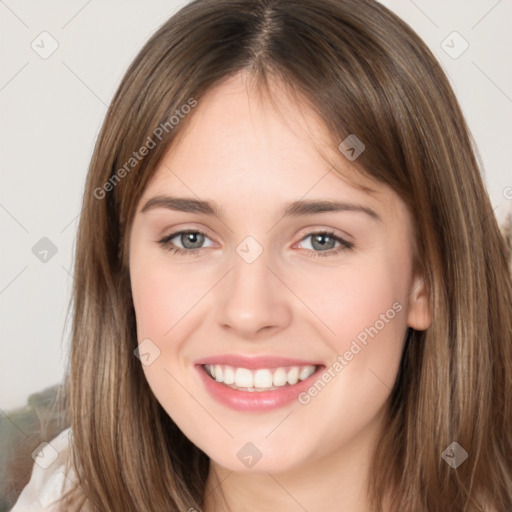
top-left (10, 427), bottom-right (76, 512)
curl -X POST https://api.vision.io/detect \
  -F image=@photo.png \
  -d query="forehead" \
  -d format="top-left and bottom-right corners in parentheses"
top-left (139, 72), bottom-right (396, 217)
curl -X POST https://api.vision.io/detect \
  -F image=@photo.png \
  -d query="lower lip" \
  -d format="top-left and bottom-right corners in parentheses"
top-left (196, 365), bottom-right (323, 412)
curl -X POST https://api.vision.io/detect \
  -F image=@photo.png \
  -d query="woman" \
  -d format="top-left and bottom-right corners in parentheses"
top-left (11, 0), bottom-right (512, 510)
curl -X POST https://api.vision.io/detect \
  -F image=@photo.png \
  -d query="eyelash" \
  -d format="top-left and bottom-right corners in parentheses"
top-left (157, 229), bottom-right (354, 258)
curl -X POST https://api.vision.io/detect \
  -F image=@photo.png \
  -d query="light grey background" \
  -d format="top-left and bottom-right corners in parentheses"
top-left (1, 0), bottom-right (511, 412)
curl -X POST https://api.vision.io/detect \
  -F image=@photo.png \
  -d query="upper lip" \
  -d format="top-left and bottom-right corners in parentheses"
top-left (195, 354), bottom-right (322, 369)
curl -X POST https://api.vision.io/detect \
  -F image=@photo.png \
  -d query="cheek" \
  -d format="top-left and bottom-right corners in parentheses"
top-left (130, 254), bottom-right (207, 343)
top-left (130, 265), bottom-right (177, 339)
top-left (326, 269), bottom-right (406, 350)
top-left (288, 242), bottom-right (413, 404)
top-left (295, 253), bottom-right (410, 348)
top-left (289, 254), bottom-right (411, 445)
top-left (130, 253), bottom-right (207, 432)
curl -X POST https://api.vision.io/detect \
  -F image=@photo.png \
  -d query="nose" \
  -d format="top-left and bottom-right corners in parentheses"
top-left (215, 248), bottom-right (293, 339)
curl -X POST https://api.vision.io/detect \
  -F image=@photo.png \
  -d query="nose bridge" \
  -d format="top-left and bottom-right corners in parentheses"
top-left (215, 240), bottom-right (292, 336)
top-left (232, 245), bottom-right (270, 295)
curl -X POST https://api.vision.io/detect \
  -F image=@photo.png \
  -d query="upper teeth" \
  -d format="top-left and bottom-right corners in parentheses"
top-left (204, 364), bottom-right (317, 390)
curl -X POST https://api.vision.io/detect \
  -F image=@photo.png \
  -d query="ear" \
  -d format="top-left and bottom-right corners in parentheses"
top-left (406, 273), bottom-right (431, 331)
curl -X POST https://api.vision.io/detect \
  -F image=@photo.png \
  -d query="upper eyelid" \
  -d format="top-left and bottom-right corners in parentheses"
top-left (294, 226), bottom-right (353, 244)
top-left (159, 226), bottom-right (215, 242)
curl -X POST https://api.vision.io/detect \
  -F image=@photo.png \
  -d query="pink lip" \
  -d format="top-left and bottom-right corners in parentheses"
top-left (195, 354), bottom-right (322, 369)
top-left (194, 354), bottom-right (324, 412)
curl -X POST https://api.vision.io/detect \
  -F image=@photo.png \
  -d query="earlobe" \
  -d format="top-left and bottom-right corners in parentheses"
top-left (406, 274), bottom-right (432, 331)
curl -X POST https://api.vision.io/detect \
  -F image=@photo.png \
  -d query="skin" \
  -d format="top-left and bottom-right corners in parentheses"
top-left (128, 71), bottom-right (431, 512)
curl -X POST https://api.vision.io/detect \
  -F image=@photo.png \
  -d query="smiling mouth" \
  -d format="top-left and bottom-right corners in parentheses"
top-left (202, 363), bottom-right (321, 392)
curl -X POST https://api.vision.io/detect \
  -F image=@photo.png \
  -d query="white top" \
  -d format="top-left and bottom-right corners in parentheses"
top-left (10, 427), bottom-right (76, 512)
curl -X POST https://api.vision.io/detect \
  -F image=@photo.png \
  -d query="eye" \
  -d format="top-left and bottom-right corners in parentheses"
top-left (157, 230), bottom-right (214, 256)
top-left (297, 231), bottom-right (353, 258)
top-left (157, 229), bottom-right (353, 258)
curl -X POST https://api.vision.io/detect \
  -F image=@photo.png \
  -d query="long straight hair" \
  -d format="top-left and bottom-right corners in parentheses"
top-left (57, 0), bottom-right (512, 510)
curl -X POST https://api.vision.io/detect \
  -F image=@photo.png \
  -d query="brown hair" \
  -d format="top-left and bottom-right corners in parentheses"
top-left (53, 0), bottom-right (512, 510)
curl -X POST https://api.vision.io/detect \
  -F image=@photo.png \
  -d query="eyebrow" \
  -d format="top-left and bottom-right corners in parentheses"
top-left (140, 195), bottom-right (381, 221)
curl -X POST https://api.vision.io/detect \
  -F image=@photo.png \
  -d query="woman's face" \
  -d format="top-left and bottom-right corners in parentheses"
top-left (129, 72), bottom-right (430, 474)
